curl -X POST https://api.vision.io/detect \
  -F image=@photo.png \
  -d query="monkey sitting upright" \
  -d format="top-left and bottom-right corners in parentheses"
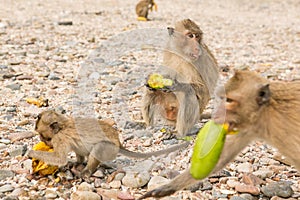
top-left (28, 110), bottom-right (189, 178)
top-left (139, 70), bottom-right (300, 199)
top-left (142, 19), bottom-right (219, 137)
top-left (135, 0), bottom-right (157, 21)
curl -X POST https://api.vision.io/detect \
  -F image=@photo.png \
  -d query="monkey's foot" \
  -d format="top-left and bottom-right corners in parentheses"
top-left (138, 186), bottom-right (176, 199)
top-left (137, 17), bottom-right (148, 21)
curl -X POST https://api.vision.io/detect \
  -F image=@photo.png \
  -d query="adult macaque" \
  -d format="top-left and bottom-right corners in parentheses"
top-left (28, 110), bottom-right (189, 178)
top-left (142, 19), bottom-right (219, 137)
top-left (139, 70), bottom-right (300, 199)
top-left (135, 0), bottom-right (157, 21)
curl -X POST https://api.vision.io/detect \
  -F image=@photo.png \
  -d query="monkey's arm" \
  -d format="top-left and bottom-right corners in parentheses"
top-left (28, 136), bottom-right (70, 166)
top-left (28, 149), bottom-right (69, 166)
top-left (138, 133), bottom-right (252, 199)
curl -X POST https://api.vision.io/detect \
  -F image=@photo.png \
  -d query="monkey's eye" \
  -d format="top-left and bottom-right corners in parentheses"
top-left (226, 98), bottom-right (234, 103)
top-left (194, 33), bottom-right (200, 39)
top-left (187, 33), bottom-right (194, 38)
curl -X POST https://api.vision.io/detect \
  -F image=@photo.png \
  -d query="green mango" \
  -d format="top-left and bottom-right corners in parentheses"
top-left (190, 121), bottom-right (227, 179)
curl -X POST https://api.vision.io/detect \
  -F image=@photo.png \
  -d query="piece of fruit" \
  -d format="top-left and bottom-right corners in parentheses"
top-left (147, 73), bottom-right (173, 89)
top-left (190, 121), bottom-right (233, 179)
top-left (32, 142), bottom-right (58, 176)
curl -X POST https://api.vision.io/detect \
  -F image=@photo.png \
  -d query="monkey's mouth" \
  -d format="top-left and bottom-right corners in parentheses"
top-left (227, 122), bottom-right (239, 133)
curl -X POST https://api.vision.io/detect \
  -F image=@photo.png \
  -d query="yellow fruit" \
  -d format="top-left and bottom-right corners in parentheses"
top-left (32, 142), bottom-right (58, 176)
top-left (147, 73), bottom-right (173, 89)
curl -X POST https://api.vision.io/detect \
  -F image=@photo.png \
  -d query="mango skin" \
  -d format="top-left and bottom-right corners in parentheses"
top-left (190, 121), bottom-right (227, 179)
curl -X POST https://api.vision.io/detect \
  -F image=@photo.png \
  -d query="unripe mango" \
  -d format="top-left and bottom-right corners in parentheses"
top-left (190, 121), bottom-right (230, 179)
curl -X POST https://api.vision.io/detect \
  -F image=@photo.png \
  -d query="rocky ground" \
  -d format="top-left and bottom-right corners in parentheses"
top-left (0, 0), bottom-right (299, 199)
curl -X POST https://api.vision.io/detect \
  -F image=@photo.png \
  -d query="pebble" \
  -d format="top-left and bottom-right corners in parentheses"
top-left (227, 179), bottom-right (240, 188)
top-left (0, 184), bottom-right (14, 193)
top-left (235, 184), bottom-right (260, 195)
top-left (239, 193), bottom-right (258, 200)
top-left (261, 181), bottom-right (294, 198)
top-left (71, 191), bottom-right (101, 200)
top-left (236, 162), bottom-right (253, 173)
top-left (109, 180), bottom-right (121, 189)
top-left (117, 191), bottom-right (135, 200)
top-left (78, 182), bottom-right (93, 191)
top-left (0, 170), bottom-right (14, 180)
top-left (230, 196), bottom-right (245, 200)
top-left (242, 173), bottom-right (265, 186)
top-left (122, 171), bottom-right (150, 188)
top-left (253, 169), bottom-right (273, 179)
top-left (147, 176), bottom-right (169, 190)
top-left (6, 83), bottom-right (21, 90)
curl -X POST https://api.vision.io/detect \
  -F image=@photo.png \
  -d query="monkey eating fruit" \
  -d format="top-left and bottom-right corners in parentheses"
top-left (138, 70), bottom-right (300, 199)
top-left (28, 110), bottom-right (189, 178)
top-left (135, 0), bottom-right (157, 21)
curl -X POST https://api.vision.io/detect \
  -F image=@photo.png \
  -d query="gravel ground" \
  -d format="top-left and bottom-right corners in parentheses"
top-left (0, 0), bottom-right (299, 199)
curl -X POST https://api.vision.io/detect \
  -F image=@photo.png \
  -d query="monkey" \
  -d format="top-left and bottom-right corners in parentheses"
top-left (135, 0), bottom-right (157, 21)
top-left (142, 19), bottom-right (219, 137)
top-left (28, 110), bottom-right (189, 178)
top-left (138, 70), bottom-right (300, 199)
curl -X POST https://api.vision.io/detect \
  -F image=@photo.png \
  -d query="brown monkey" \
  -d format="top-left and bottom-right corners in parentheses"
top-left (139, 70), bottom-right (300, 199)
top-left (135, 0), bottom-right (157, 21)
top-left (28, 110), bottom-right (189, 178)
top-left (142, 19), bottom-right (219, 137)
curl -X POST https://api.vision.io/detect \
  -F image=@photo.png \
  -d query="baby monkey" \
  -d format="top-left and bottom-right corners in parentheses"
top-left (28, 110), bottom-right (189, 178)
top-left (135, 0), bottom-right (157, 21)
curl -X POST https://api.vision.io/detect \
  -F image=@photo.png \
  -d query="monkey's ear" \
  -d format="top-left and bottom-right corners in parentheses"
top-left (256, 84), bottom-right (270, 105)
top-left (167, 27), bottom-right (175, 36)
top-left (50, 122), bottom-right (61, 134)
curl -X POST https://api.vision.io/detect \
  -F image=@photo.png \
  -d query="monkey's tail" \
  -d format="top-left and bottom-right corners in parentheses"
top-left (119, 141), bottom-right (190, 159)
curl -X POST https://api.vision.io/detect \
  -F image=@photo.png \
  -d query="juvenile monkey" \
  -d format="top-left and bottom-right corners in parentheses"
top-left (135, 0), bottom-right (157, 21)
top-left (139, 70), bottom-right (300, 199)
top-left (28, 110), bottom-right (189, 178)
top-left (142, 19), bottom-right (219, 137)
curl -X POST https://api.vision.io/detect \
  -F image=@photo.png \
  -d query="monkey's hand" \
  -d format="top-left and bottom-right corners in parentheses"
top-left (138, 185), bottom-right (176, 199)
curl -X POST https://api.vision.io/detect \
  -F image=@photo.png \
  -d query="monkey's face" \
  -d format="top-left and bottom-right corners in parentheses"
top-left (214, 70), bottom-right (270, 132)
top-left (35, 110), bottom-right (64, 147)
top-left (167, 27), bottom-right (202, 61)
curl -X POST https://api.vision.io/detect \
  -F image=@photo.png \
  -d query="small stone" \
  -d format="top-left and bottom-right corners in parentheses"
top-left (48, 72), bottom-right (60, 80)
top-left (6, 83), bottom-right (21, 90)
top-left (8, 132), bottom-right (35, 142)
top-left (0, 184), bottom-right (14, 193)
top-left (242, 173), bottom-right (265, 186)
top-left (230, 196), bottom-right (245, 200)
top-left (0, 143), bottom-right (6, 150)
top-left (261, 181), bottom-right (294, 198)
top-left (122, 171), bottom-right (150, 188)
top-left (93, 169), bottom-right (105, 178)
top-left (227, 180), bottom-right (240, 188)
top-left (239, 193), bottom-right (258, 200)
top-left (0, 170), bottom-right (14, 180)
top-left (117, 191), bottom-right (135, 200)
top-left (78, 182), bottom-right (93, 191)
top-left (0, 139), bottom-right (11, 144)
top-left (236, 162), bottom-right (253, 173)
top-left (109, 180), bottom-right (121, 189)
top-left (147, 176), bottom-right (169, 191)
top-left (159, 169), bottom-right (180, 179)
top-left (58, 21), bottom-right (73, 25)
top-left (253, 169), bottom-right (273, 179)
top-left (71, 191), bottom-right (101, 200)
top-left (235, 184), bottom-right (260, 195)
top-left (45, 188), bottom-right (58, 199)
top-left (16, 75), bottom-right (33, 80)
top-left (9, 145), bottom-right (27, 157)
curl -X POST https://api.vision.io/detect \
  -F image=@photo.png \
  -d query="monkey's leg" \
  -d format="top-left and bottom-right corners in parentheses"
top-left (81, 141), bottom-right (119, 177)
top-left (137, 7), bottom-right (148, 21)
top-left (141, 90), bottom-right (159, 126)
top-left (175, 90), bottom-right (200, 137)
